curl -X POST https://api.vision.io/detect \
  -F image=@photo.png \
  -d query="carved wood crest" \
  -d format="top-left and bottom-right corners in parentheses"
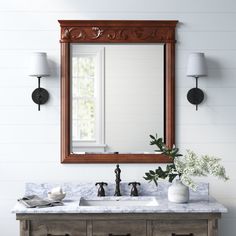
top-left (59, 21), bottom-right (177, 43)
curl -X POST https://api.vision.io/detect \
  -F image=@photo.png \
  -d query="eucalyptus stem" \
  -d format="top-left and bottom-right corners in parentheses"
top-left (144, 134), bottom-right (182, 186)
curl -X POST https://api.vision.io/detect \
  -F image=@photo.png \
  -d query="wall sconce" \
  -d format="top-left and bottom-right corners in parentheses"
top-left (186, 52), bottom-right (207, 110)
top-left (29, 52), bottom-right (50, 111)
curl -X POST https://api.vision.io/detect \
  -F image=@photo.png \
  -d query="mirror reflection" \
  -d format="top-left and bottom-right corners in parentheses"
top-left (71, 44), bottom-right (164, 154)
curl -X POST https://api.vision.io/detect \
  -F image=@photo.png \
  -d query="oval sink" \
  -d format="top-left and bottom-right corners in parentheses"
top-left (79, 197), bottom-right (159, 207)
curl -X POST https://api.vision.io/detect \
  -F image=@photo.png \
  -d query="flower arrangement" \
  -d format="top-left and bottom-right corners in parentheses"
top-left (144, 134), bottom-right (229, 190)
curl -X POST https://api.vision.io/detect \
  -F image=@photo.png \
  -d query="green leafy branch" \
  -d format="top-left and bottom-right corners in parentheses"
top-left (144, 134), bottom-right (182, 186)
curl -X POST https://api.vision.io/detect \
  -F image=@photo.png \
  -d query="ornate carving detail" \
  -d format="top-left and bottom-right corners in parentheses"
top-left (106, 29), bottom-right (129, 40)
top-left (61, 28), bottom-right (70, 40)
top-left (60, 26), bottom-right (174, 42)
top-left (91, 27), bottom-right (104, 38)
top-left (133, 28), bottom-right (156, 40)
top-left (61, 26), bottom-right (104, 40)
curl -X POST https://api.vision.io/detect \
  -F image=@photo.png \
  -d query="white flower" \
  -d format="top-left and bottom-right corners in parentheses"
top-left (174, 150), bottom-right (229, 190)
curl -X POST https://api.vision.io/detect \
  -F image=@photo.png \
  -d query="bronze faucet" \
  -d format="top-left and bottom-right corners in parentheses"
top-left (114, 164), bottom-right (122, 196)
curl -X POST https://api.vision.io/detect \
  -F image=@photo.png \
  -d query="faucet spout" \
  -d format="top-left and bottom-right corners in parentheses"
top-left (114, 164), bottom-right (122, 196)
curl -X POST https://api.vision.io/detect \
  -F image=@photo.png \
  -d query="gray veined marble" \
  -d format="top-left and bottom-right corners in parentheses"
top-left (23, 182), bottom-right (209, 199)
top-left (12, 182), bottom-right (227, 214)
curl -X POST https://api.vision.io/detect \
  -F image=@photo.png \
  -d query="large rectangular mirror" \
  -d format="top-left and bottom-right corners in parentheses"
top-left (59, 20), bottom-right (178, 163)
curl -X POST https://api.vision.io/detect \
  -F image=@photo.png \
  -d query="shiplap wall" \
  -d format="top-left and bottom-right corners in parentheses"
top-left (0, 0), bottom-right (236, 235)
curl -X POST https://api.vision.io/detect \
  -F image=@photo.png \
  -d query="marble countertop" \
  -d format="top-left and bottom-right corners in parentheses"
top-left (12, 182), bottom-right (227, 214)
top-left (13, 195), bottom-right (227, 214)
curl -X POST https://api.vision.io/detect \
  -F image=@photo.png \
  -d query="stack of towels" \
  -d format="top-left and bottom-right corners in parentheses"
top-left (18, 186), bottom-right (66, 208)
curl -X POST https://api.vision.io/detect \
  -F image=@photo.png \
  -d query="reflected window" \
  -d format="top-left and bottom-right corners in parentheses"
top-left (72, 55), bottom-right (96, 141)
top-left (71, 45), bottom-right (105, 152)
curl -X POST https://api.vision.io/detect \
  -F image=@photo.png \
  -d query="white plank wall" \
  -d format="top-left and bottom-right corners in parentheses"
top-left (0, 0), bottom-right (236, 235)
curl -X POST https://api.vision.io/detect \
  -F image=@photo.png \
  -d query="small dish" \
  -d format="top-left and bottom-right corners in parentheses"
top-left (48, 192), bottom-right (66, 201)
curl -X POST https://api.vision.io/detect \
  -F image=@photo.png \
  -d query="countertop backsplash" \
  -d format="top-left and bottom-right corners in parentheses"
top-left (25, 182), bottom-right (209, 199)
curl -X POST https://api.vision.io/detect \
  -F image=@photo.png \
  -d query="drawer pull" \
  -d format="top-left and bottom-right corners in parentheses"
top-left (172, 234), bottom-right (194, 236)
top-left (47, 234), bottom-right (70, 236)
top-left (109, 234), bottom-right (131, 236)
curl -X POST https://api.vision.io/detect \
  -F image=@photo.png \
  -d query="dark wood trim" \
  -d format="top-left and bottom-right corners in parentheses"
top-left (165, 42), bottom-right (176, 147)
top-left (61, 153), bottom-right (172, 164)
top-left (59, 20), bottom-right (178, 163)
top-left (60, 42), bottom-right (71, 163)
top-left (59, 20), bottom-right (178, 44)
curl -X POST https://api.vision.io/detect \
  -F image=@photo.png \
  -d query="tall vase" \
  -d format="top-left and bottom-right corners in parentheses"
top-left (168, 179), bottom-right (189, 203)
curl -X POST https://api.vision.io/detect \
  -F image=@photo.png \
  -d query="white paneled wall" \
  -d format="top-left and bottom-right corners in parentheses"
top-left (0, 0), bottom-right (236, 235)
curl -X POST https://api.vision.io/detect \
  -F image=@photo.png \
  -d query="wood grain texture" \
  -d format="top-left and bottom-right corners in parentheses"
top-left (17, 213), bottom-right (220, 236)
top-left (152, 220), bottom-right (208, 236)
top-left (30, 220), bottom-right (87, 236)
top-left (60, 42), bottom-right (70, 164)
top-left (16, 213), bottom-right (221, 221)
top-left (86, 220), bottom-right (93, 236)
top-left (208, 219), bottom-right (218, 236)
top-left (59, 20), bottom-right (178, 163)
top-left (59, 20), bottom-right (177, 43)
top-left (20, 220), bottom-right (30, 236)
top-left (92, 220), bottom-right (146, 236)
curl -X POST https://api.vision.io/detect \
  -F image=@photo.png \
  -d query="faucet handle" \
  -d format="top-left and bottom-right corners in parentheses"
top-left (95, 182), bottom-right (108, 186)
top-left (128, 181), bottom-right (141, 186)
top-left (128, 182), bottom-right (141, 196)
top-left (95, 182), bottom-right (108, 197)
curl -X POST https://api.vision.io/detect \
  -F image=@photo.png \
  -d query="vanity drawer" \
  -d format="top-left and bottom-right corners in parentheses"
top-left (92, 220), bottom-right (146, 236)
top-left (152, 220), bottom-right (208, 236)
top-left (30, 220), bottom-right (87, 236)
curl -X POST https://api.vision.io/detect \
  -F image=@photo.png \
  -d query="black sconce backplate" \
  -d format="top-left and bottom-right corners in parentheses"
top-left (187, 87), bottom-right (204, 105)
top-left (32, 88), bottom-right (49, 106)
top-left (31, 76), bottom-right (49, 111)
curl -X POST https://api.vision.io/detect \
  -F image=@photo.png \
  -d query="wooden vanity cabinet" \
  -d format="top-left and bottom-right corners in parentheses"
top-left (17, 213), bottom-right (220, 236)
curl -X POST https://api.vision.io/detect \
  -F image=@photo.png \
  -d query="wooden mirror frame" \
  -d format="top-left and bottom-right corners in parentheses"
top-left (59, 20), bottom-right (178, 163)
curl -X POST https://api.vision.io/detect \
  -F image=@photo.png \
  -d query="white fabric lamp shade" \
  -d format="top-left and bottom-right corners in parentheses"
top-left (29, 52), bottom-right (50, 77)
top-left (186, 53), bottom-right (207, 77)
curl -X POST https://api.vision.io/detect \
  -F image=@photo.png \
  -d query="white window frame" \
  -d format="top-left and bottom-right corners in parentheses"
top-left (71, 44), bottom-right (105, 152)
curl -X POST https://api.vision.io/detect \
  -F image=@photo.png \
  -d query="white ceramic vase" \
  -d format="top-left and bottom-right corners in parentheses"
top-left (168, 179), bottom-right (189, 203)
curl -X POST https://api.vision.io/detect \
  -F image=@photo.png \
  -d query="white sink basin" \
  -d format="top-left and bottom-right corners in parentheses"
top-left (79, 197), bottom-right (159, 207)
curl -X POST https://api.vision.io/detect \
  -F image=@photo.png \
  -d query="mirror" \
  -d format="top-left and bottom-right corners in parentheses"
top-left (71, 44), bottom-right (164, 154)
top-left (59, 20), bottom-right (178, 163)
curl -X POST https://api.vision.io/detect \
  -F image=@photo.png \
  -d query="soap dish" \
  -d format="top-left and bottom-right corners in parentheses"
top-left (48, 192), bottom-right (66, 201)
